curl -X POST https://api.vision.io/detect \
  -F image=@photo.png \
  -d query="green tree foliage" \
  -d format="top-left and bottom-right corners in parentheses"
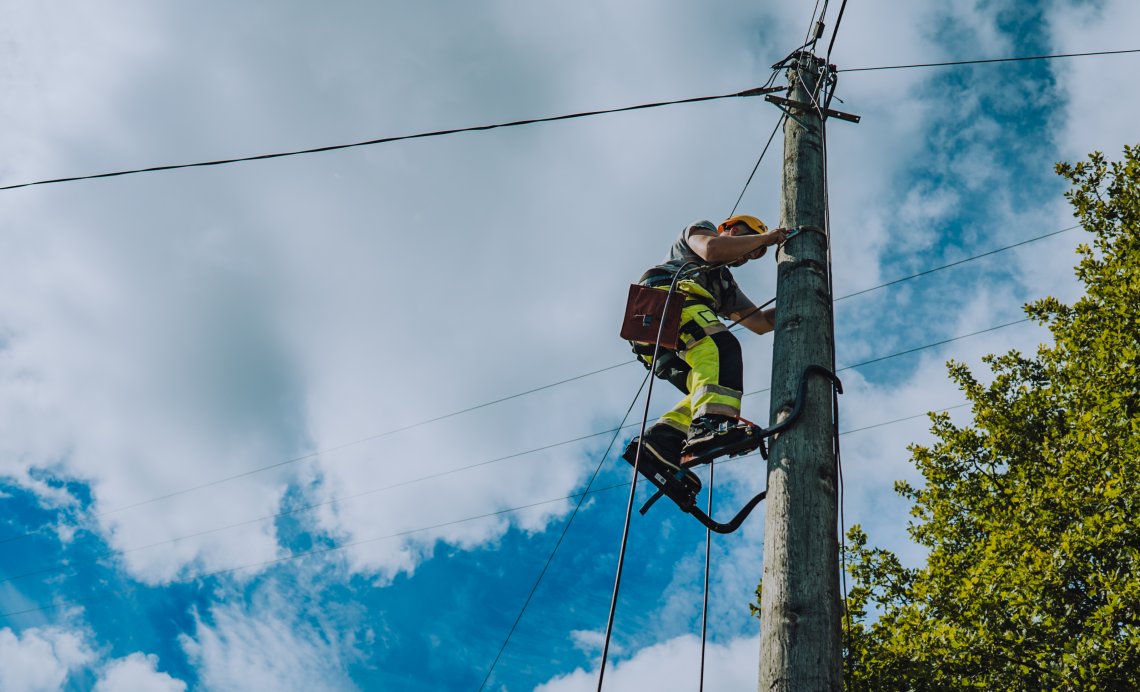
top-left (842, 147), bottom-right (1140, 691)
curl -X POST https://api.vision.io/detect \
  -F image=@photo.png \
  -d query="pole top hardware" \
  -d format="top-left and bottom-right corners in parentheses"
top-left (765, 94), bottom-right (861, 123)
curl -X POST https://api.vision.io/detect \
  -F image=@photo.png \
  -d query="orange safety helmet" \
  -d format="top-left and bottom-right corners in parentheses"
top-left (718, 215), bottom-right (768, 235)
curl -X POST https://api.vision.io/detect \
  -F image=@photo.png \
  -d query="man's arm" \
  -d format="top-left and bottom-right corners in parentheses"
top-left (686, 226), bottom-right (788, 263)
top-left (728, 306), bottom-right (776, 336)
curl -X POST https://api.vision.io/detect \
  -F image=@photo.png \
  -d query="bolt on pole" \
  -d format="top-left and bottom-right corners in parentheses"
top-left (757, 51), bottom-right (843, 691)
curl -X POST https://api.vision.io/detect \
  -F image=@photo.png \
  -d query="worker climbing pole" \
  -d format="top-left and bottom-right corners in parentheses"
top-left (604, 42), bottom-right (857, 692)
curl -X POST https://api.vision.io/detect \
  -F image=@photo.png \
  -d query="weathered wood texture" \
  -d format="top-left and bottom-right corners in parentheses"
top-left (757, 52), bottom-right (842, 692)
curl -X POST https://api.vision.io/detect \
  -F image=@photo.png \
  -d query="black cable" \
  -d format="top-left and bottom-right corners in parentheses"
top-left (2, 48), bottom-right (1134, 192)
top-left (0, 481), bottom-right (634, 620)
top-left (834, 225), bottom-right (1081, 303)
top-left (699, 460), bottom-right (715, 692)
top-left (0, 361), bottom-right (635, 545)
top-left (1, 424), bottom-right (627, 586)
top-left (0, 312), bottom-right (1003, 588)
top-left (0, 402), bottom-right (971, 621)
top-left (824, 0), bottom-right (850, 64)
top-left (477, 370), bottom-right (651, 691)
top-left (0, 312), bottom-right (1036, 577)
top-left (840, 48), bottom-right (1140, 73)
top-left (729, 113), bottom-right (786, 218)
top-left (2, 222), bottom-right (1056, 549)
top-left (0, 310), bottom-right (1019, 588)
top-left (726, 62), bottom-right (786, 218)
top-left (0, 87), bottom-right (779, 192)
top-left (801, 0), bottom-right (827, 51)
top-left (597, 262), bottom-right (697, 691)
top-left (832, 318), bottom-right (1030, 372)
top-left (839, 403), bottom-right (968, 435)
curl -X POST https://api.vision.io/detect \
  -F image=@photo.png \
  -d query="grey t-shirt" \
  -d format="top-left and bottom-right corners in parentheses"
top-left (641, 220), bottom-right (755, 317)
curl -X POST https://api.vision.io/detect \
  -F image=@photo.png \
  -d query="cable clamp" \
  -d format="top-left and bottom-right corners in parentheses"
top-left (736, 85), bottom-right (786, 98)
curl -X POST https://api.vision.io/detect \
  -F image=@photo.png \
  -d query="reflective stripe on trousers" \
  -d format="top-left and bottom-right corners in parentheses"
top-left (638, 302), bottom-right (744, 433)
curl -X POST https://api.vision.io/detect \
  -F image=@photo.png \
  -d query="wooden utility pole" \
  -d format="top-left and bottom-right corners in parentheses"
top-left (758, 51), bottom-right (842, 691)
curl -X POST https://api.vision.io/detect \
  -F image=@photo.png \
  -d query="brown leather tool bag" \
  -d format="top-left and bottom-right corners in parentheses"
top-left (620, 284), bottom-right (683, 350)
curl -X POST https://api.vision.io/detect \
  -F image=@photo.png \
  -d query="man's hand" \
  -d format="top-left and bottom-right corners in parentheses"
top-left (764, 228), bottom-right (791, 245)
top-left (729, 307), bottom-right (776, 336)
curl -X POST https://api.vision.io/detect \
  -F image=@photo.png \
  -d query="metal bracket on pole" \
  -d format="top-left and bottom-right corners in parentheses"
top-left (765, 94), bottom-right (861, 123)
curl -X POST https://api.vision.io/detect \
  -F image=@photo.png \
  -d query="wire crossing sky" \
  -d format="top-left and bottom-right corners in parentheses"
top-left (1, 2), bottom-right (1132, 690)
top-left (0, 50), bottom-right (1134, 193)
top-left (0, 222), bottom-right (1073, 548)
top-left (0, 400), bottom-right (970, 621)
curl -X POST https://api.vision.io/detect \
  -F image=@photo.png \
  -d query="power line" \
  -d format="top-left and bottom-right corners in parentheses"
top-left (0, 401), bottom-right (969, 621)
top-left (0, 318), bottom-right (1026, 589)
top-left (477, 372), bottom-right (650, 691)
top-left (3, 47), bottom-right (1136, 192)
top-left (0, 482), bottom-right (632, 620)
top-left (0, 87), bottom-right (780, 192)
top-left (729, 113), bottom-right (786, 217)
top-left (834, 224), bottom-right (1080, 303)
top-left (0, 361), bottom-right (632, 546)
top-left (824, 0), bottom-right (850, 64)
top-left (0, 225), bottom-right (1068, 546)
top-left (840, 48), bottom-right (1140, 73)
top-left (828, 318), bottom-right (1031, 374)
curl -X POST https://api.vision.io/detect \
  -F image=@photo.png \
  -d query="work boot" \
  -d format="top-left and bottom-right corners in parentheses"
top-left (683, 414), bottom-right (757, 461)
top-left (622, 424), bottom-right (685, 472)
top-left (622, 424), bottom-right (702, 501)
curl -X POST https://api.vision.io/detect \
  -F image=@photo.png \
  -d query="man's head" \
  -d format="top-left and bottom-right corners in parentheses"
top-left (719, 215), bottom-right (768, 264)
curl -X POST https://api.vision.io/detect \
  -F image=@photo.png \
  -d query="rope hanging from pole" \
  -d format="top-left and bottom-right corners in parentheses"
top-left (596, 262), bottom-right (697, 691)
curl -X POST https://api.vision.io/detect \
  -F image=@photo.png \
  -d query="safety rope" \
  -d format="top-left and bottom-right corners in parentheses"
top-left (477, 369), bottom-right (652, 690)
top-left (698, 459), bottom-right (715, 692)
top-left (597, 261), bottom-right (698, 691)
top-left (603, 243), bottom-right (777, 691)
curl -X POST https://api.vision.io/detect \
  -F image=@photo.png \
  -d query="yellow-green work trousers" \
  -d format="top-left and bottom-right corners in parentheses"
top-left (636, 299), bottom-right (745, 435)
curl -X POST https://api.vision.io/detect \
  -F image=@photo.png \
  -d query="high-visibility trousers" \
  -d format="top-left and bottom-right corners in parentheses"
top-left (634, 301), bottom-right (744, 435)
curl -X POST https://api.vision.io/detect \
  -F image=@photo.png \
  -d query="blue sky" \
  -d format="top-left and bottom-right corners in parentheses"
top-left (1, 1), bottom-right (1137, 690)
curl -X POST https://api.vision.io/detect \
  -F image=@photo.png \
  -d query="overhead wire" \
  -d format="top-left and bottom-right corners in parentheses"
top-left (698, 457), bottom-right (715, 692)
top-left (728, 114), bottom-right (786, 218)
top-left (0, 319), bottom-right (1016, 588)
top-left (597, 260), bottom-right (702, 691)
top-left (0, 30), bottom-right (1125, 687)
top-left (0, 87), bottom-right (780, 192)
top-left (840, 48), bottom-right (1140, 73)
top-left (834, 225), bottom-right (1081, 303)
top-left (729, 64), bottom-right (787, 217)
top-left (824, 0), bottom-right (850, 65)
top-left (0, 29), bottom-right (1078, 649)
top-left (0, 402), bottom-right (971, 622)
top-left (0, 48), bottom-right (1131, 193)
top-left (477, 370), bottom-right (652, 691)
top-left (0, 225), bottom-right (1072, 549)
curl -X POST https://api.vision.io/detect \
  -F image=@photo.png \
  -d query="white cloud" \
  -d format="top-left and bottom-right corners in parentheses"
top-left (0, 625), bottom-right (94, 692)
top-left (537, 634), bottom-right (758, 692)
top-left (570, 628), bottom-right (619, 656)
top-left (180, 584), bottom-right (360, 692)
top-left (1049, 0), bottom-right (1140, 161)
top-left (96, 653), bottom-right (186, 692)
top-left (0, 2), bottom-right (1131, 688)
